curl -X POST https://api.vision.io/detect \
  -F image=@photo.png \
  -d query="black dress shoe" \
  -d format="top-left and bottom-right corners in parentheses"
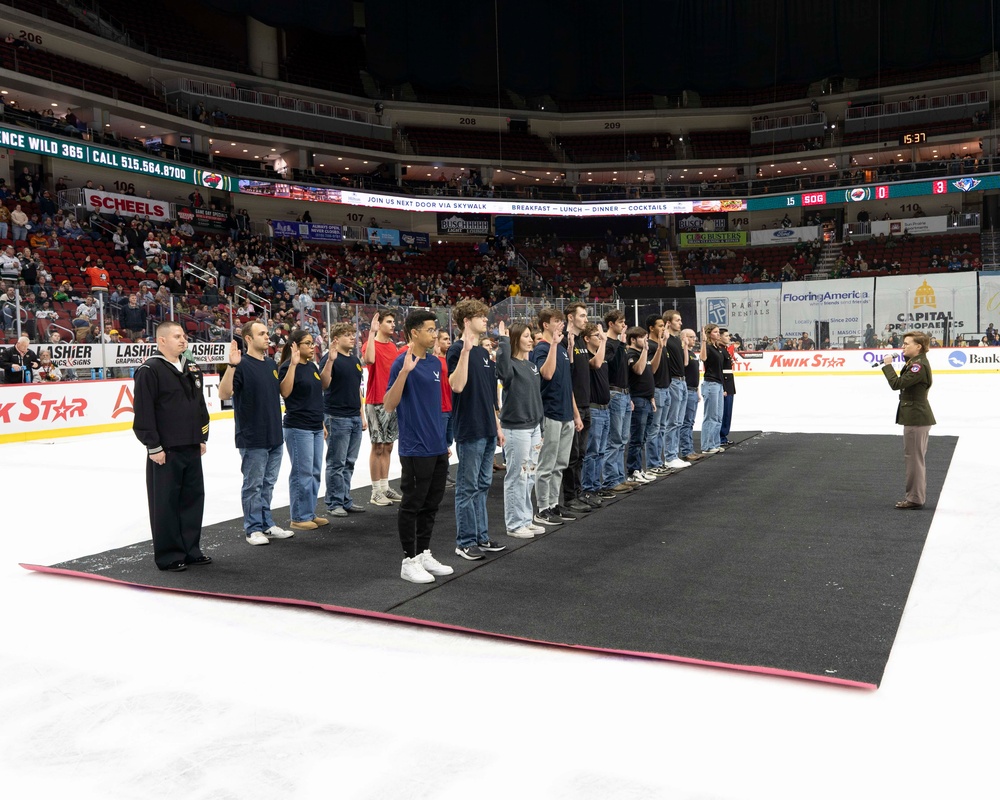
top-left (160, 560), bottom-right (188, 572)
top-left (185, 555), bottom-right (213, 566)
top-left (563, 499), bottom-right (592, 513)
top-left (895, 500), bottom-right (924, 510)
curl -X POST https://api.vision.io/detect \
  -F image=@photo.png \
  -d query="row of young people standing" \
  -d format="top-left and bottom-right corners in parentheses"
top-left (216, 319), bottom-right (370, 549)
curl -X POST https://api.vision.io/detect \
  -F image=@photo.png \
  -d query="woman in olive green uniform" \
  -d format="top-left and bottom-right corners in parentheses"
top-left (881, 330), bottom-right (935, 509)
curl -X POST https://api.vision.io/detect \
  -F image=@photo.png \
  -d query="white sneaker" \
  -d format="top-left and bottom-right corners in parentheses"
top-left (401, 555), bottom-right (435, 583)
top-left (507, 526), bottom-right (536, 539)
top-left (370, 490), bottom-right (392, 506)
top-left (666, 458), bottom-right (692, 469)
top-left (705, 447), bottom-right (724, 454)
top-left (418, 550), bottom-right (454, 576)
top-left (265, 525), bottom-right (295, 539)
top-left (630, 470), bottom-right (651, 484)
top-left (246, 531), bottom-right (270, 546)
top-left (527, 523), bottom-right (547, 534)
top-left (641, 470), bottom-right (658, 482)
top-left (383, 487), bottom-right (403, 503)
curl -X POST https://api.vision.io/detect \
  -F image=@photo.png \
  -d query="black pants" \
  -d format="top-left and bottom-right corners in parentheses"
top-left (398, 453), bottom-right (449, 559)
top-left (562, 406), bottom-right (591, 501)
top-left (146, 445), bottom-right (205, 569)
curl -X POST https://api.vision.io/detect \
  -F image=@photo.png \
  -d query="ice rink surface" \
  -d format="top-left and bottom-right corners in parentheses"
top-left (3, 371), bottom-right (999, 799)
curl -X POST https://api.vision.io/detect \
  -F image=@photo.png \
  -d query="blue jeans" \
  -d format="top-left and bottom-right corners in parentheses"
top-left (604, 391), bottom-right (631, 488)
top-left (721, 392), bottom-right (734, 442)
top-left (502, 425), bottom-right (542, 531)
top-left (583, 406), bottom-right (610, 492)
top-left (284, 427), bottom-right (324, 523)
top-left (239, 445), bottom-right (283, 534)
top-left (645, 387), bottom-right (669, 468)
top-left (701, 381), bottom-right (724, 451)
top-left (680, 388), bottom-right (699, 457)
top-left (324, 414), bottom-right (362, 510)
top-left (442, 411), bottom-right (454, 450)
top-left (627, 396), bottom-right (653, 473)
top-left (664, 380), bottom-right (687, 462)
top-left (455, 437), bottom-right (495, 548)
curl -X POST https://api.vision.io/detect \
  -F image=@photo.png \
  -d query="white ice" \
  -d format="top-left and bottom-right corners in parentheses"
top-left (2, 372), bottom-right (999, 799)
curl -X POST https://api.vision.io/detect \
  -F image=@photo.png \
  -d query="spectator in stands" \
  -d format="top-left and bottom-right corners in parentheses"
top-left (10, 205), bottom-right (29, 242)
top-left (0, 204), bottom-right (10, 240)
top-left (32, 349), bottom-right (62, 382)
top-left (144, 232), bottom-right (164, 261)
top-left (0, 245), bottom-right (21, 283)
top-left (200, 278), bottom-right (220, 307)
top-left (800, 331), bottom-right (816, 350)
top-left (0, 286), bottom-right (20, 332)
top-left (1, 335), bottom-right (40, 383)
top-left (121, 294), bottom-right (147, 340)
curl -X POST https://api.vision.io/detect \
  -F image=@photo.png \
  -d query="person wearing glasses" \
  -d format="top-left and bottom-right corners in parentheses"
top-left (383, 310), bottom-right (455, 584)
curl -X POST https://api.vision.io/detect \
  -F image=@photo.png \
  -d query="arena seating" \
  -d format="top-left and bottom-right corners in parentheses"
top-left (0, 41), bottom-right (167, 112)
top-left (404, 127), bottom-right (555, 162)
top-left (557, 133), bottom-right (675, 163)
top-left (82, 0), bottom-right (249, 73)
top-left (216, 115), bottom-right (396, 154)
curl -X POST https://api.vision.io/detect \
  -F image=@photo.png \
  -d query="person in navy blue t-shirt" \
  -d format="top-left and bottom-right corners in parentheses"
top-left (320, 322), bottom-right (367, 516)
top-left (447, 299), bottom-right (506, 561)
top-left (383, 310), bottom-right (455, 584)
top-left (278, 328), bottom-right (333, 531)
top-left (218, 320), bottom-right (296, 546)
top-left (531, 307), bottom-right (583, 526)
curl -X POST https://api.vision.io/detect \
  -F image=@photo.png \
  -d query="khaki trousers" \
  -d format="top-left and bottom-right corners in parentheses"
top-left (902, 425), bottom-right (931, 505)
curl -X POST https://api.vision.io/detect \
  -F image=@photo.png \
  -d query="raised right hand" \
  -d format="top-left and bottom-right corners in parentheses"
top-left (228, 340), bottom-right (242, 366)
top-left (498, 320), bottom-right (507, 337)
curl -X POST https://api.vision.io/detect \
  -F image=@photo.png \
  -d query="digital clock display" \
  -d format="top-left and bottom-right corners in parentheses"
top-left (900, 131), bottom-right (927, 146)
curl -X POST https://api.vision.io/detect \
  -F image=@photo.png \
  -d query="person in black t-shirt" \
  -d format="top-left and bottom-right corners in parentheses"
top-left (602, 309), bottom-right (634, 493)
top-left (581, 322), bottom-right (611, 502)
top-left (699, 324), bottom-right (726, 453)
top-left (679, 328), bottom-right (704, 462)
top-left (661, 310), bottom-right (692, 470)
top-left (321, 323), bottom-right (368, 516)
top-left (448, 299), bottom-right (506, 560)
top-left (278, 329), bottom-right (332, 531)
top-left (625, 326), bottom-right (657, 483)
top-left (561, 302), bottom-right (597, 513)
top-left (643, 313), bottom-right (670, 474)
top-left (218, 320), bottom-right (296, 545)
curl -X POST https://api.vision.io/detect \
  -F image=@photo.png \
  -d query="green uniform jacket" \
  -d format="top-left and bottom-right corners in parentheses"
top-left (882, 353), bottom-right (936, 426)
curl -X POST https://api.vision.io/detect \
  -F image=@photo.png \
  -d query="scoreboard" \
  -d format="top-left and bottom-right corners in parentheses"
top-left (747, 175), bottom-right (996, 211)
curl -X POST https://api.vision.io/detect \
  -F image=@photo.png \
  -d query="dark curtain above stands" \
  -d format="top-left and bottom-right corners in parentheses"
top-left (363, 0), bottom-right (1000, 98)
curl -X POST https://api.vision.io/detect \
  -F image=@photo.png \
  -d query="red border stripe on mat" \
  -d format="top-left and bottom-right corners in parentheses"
top-left (19, 562), bottom-right (878, 690)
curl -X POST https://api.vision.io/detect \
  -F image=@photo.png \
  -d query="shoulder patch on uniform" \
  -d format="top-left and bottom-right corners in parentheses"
top-left (910, 364), bottom-right (922, 373)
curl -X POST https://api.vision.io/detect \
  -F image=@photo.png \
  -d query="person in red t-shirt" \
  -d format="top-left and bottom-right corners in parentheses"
top-left (364, 310), bottom-right (402, 506)
top-left (434, 329), bottom-right (455, 486)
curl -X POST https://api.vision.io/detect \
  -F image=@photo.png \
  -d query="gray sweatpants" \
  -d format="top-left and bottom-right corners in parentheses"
top-left (535, 417), bottom-right (575, 510)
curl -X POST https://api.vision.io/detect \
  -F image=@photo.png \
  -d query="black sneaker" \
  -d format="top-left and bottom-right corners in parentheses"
top-left (564, 499), bottom-right (592, 513)
top-left (552, 505), bottom-right (579, 521)
top-left (580, 492), bottom-right (603, 507)
top-left (455, 545), bottom-right (486, 560)
top-left (478, 539), bottom-right (507, 552)
top-left (597, 489), bottom-right (617, 499)
top-left (534, 509), bottom-right (564, 526)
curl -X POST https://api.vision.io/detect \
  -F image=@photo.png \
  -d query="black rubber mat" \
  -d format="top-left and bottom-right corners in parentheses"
top-left (22, 431), bottom-right (954, 687)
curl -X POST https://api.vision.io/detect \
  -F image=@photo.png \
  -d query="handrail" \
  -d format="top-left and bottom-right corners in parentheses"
top-left (844, 90), bottom-right (988, 121)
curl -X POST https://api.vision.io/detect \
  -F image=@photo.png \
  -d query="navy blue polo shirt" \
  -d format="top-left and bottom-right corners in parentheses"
top-left (278, 359), bottom-right (324, 430)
